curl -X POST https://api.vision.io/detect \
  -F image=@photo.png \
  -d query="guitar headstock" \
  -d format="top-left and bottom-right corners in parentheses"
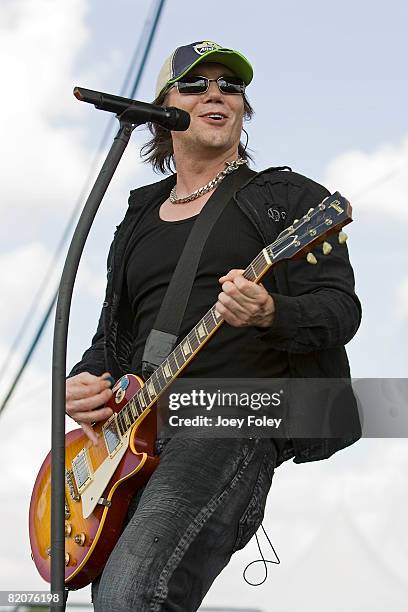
top-left (267, 191), bottom-right (353, 265)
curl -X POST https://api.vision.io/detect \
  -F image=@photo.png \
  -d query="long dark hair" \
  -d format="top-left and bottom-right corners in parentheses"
top-left (140, 88), bottom-right (254, 174)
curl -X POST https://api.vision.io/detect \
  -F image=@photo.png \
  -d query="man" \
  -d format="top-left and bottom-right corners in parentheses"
top-left (66, 41), bottom-right (362, 611)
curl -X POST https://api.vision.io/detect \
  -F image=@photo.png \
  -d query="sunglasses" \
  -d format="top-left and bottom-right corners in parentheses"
top-left (173, 75), bottom-right (246, 95)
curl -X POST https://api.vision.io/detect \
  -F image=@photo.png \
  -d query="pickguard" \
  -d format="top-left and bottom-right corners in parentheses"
top-left (81, 430), bottom-right (130, 519)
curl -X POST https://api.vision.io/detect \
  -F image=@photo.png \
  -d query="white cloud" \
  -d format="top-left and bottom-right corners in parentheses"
top-left (0, 242), bottom-right (56, 347)
top-left (323, 137), bottom-right (408, 220)
top-left (395, 278), bottom-right (408, 320)
top-left (76, 262), bottom-right (106, 300)
top-left (0, 240), bottom-right (104, 332)
top-left (0, 0), bottom-right (93, 214)
top-left (0, 0), bottom-right (142, 224)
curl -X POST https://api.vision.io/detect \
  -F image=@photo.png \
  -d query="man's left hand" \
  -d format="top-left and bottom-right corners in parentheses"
top-left (216, 269), bottom-right (275, 328)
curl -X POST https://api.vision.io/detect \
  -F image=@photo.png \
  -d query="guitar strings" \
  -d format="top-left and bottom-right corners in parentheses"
top-left (116, 248), bottom-right (272, 430)
top-left (111, 216), bottom-right (332, 434)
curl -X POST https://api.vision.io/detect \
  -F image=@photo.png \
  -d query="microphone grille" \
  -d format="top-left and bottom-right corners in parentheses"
top-left (167, 107), bottom-right (190, 131)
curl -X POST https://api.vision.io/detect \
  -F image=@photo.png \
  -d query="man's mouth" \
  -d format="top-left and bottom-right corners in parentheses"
top-left (199, 112), bottom-right (228, 123)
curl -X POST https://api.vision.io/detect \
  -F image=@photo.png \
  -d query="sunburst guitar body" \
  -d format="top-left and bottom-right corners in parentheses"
top-left (29, 374), bottom-right (159, 589)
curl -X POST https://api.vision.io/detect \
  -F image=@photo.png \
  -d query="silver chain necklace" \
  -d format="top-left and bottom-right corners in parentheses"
top-left (169, 157), bottom-right (247, 205)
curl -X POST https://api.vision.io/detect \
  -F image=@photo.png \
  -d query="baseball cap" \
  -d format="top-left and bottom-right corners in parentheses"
top-left (155, 40), bottom-right (253, 99)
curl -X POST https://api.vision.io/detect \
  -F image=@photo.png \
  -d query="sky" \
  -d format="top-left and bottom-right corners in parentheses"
top-left (0, 0), bottom-right (407, 610)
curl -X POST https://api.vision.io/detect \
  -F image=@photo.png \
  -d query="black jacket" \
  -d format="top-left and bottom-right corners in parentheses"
top-left (69, 167), bottom-right (362, 465)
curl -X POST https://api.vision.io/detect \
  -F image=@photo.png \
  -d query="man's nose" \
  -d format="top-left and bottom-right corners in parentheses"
top-left (202, 80), bottom-right (223, 101)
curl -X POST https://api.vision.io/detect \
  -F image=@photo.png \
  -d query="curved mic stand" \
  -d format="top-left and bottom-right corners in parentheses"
top-left (51, 113), bottom-right (138, 610)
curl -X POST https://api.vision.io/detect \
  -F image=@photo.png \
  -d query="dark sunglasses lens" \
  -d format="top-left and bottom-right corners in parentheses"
top-left (218, 77), bottom-right (246, 94)
top-left (177, 76), bottom-right (207, 94)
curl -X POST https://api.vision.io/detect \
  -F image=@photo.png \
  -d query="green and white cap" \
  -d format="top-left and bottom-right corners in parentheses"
top-left (155, 40), bottom-right (253, 99)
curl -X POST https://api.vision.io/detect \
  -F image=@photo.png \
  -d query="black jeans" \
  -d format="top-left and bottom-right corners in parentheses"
top-left (92, 436), bottom-right (277, 611)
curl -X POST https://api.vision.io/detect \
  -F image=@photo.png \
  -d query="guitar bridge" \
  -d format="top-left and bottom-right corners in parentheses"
top-left (64, 494), bottom-right (71, 518)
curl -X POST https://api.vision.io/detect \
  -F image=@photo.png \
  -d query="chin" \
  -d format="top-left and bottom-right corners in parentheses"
top-left (180, 129), bottom-right (237, 155)
top-left (199, 134), bottom-right (234, 151)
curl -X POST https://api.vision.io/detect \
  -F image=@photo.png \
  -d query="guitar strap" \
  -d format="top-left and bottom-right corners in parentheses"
top-left (141, 163), bottom-right (256, 379)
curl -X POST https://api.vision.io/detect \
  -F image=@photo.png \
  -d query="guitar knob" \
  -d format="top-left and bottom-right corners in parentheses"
top-left (338, 231), bottom-right (348, 244)
top-left (74, 533), bottom-right (86, 546)
top-left (322, 241), bottom-right (332, 255)
top-left (65, 522), bottom-right (72, 537)
top-left (306, 253), bottom-right (317, 265)
top-left (65, 552), bottom-right (70, 566)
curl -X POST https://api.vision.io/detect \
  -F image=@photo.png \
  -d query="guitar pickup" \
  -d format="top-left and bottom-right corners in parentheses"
top-left (71, 448), bottom-right (92, 493)
top-left (103, 414), bottom-right (123, 457)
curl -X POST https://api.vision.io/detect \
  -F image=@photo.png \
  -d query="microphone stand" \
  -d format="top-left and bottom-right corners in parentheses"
top-left (50, 109), bottom-right (141, 610)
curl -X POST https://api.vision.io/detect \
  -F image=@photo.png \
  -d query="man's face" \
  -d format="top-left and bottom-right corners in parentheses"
top-left (165, 62), bottom-right (245, 158)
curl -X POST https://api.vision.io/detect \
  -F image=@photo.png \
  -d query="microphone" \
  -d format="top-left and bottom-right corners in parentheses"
top-left (73, 86), bottom-right (190, 131)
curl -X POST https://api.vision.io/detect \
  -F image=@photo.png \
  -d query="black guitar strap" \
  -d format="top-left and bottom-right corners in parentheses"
top-left (141, 163), bottom-right (256, 379)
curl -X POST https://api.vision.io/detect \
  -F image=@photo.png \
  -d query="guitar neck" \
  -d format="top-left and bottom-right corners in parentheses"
top-left (114, 246), bottom-right (274, 436)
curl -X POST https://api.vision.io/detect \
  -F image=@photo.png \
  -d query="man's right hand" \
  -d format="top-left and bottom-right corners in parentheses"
top-left (66, 372), bottom-right (114, 444)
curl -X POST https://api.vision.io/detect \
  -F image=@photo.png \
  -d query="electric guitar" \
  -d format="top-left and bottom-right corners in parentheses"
top-left (29, 192), bottom-right (352, 589)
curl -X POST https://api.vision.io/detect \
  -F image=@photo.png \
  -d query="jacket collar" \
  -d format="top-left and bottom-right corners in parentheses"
top-left (128, 174), bottom-right (177, 209)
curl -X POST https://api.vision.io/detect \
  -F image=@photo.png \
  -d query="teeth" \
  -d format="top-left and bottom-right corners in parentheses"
top-left (206, 114), bottom-right (224, 119)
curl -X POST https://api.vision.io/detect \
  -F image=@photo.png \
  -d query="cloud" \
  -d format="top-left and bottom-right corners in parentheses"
top-left (0, 0), bottom-right (142, 225)
top-left (0, 0), bottom-right (93, 216)
top-left (323, 136), bottom-right (408, 220)
top-left (0, 242), bottom-right (55, 348)
top-left (0, 240), bottom-right (104, 338)
top-left (394, 278), bottom-right (408, 320)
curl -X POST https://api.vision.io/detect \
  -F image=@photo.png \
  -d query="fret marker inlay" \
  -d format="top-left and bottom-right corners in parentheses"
top-left (182, 341), bottom-right (191, 356)
top-left (197, 324), bottom-right (206, 338)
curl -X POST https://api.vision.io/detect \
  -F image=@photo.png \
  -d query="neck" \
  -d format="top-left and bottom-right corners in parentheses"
top-left (173, 145), bottom-right (240, 198)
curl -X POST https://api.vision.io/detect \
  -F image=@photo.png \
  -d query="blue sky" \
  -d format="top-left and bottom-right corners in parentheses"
top-left (0, 0), bottom-right (407, 609)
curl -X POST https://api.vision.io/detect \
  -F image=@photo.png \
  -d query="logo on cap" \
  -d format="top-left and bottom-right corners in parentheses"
top-left (193, 41), bottom-right (221, 56)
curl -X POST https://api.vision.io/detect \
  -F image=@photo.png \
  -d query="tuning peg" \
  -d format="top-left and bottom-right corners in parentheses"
top-left (293, 218), bottom-right (299, 224)
top-left (322, 241), bottom-right (332, 255)
top-left (306, 252), bottom-right (317, 265)
top-left (338, 231), bottom-right (348, 244)
top-left (307, 208), bottom-right (314, 215)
